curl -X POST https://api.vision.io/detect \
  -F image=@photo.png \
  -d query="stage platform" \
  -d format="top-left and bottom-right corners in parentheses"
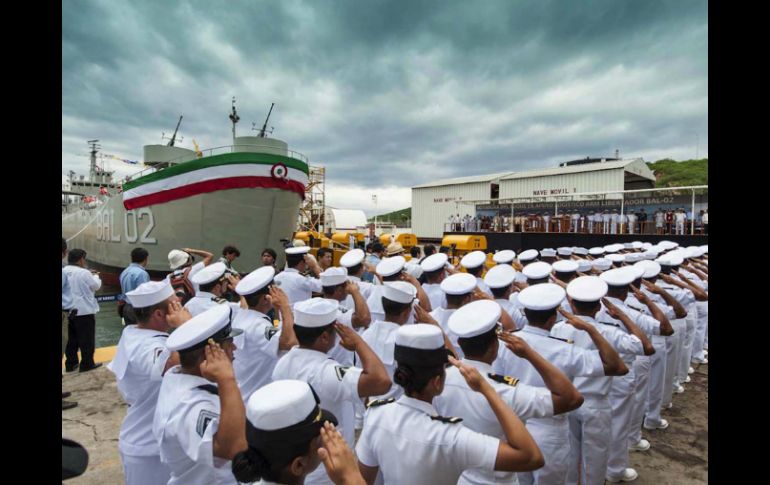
top-left (440, 232), bottom-right (708, 252)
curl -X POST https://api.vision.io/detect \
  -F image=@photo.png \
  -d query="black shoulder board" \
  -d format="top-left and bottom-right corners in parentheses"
top-left (212, 297), bottom-right (227, 304)
top-left (366, 398), bottom-right (395, 408)
top-left (430, 415), bottom-right (463, 424)
top-left (196, 384), bottom-right (219, 395)
top-left (548, 335), bottom-right (574, 344)
top-left (152, 334), bottom-right (168, 338)
top-left (487, 373), bottom-right (520, 387)
top-left (597, 321), bottom-right (621, 328)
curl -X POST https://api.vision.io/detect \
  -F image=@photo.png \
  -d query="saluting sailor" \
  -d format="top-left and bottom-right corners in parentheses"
top-left (514, 250), bottom-right (539, 283)
top-left (185, 262), bottom-right (244, 317)
top-left (273, 246), bottom-right (323, 306)
top-left (231, 266), bottom-right (298, 403)
top-left (484, 264), bottom-right (522, 327)
top-left (320, 267), bottom-right (372, 365)
top-left (435, 300), bottom-right (583, 485)
top-left (356, 324), bottom-right (545, 485)
top-left (339, 248), bottom-right (375, 305)
top-left (152, 305), bottom-right (247, 485)
top-left (366, 256), bottom-right (431, 323)
top-left (419, 252), bottom-right (450, 310)
top-left (271, 298), bottom-right (391, 485)
top-left (108, 280), bottom-right (192, 485)
top-left (460, 250), bottom-right (493, 297)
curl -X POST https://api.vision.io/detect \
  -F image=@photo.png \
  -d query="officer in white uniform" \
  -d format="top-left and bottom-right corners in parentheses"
top-left (339, 249), bottom-right (375, 305)
top-left (507, 261), bottom-right (553, 329)
top-left (274, 246), bottom-right (323, 306)
top-left (366, 256), bottom-right (430, 322)
top-left (515, 250), bottom-right (539, 283)
top-left (551, 276), bottom-right (643, 485)
top-left (231, 266), bottom-right (298, 403)
top-left (461, 250), bottom-right (493, 297)
top-left (437, 300), bottom-right (582, 485)
top-left (153, 305), bottom-right (246, 485)
top-left (494, 284), bottom-right (624, 485)
top-left (431, 273), bottom-right (478, 357)
top-left (185, 262), bottom-right (243, 317)
top-left (356, 324), bottom-right (545, 485)
top-left (484, 264), bottom-right (521, 326)
top-left (627, 212), bottom-right (637, 234)
top-left (420, 253), bottom-right (449, 310)
top-left (593, 258), bottom-right (612, 274)
top-left (229, 379), bottom-right (341, 485)
top-left (108, 280), bottom-right (189, 485)
top-left (272, 298), bottom-right (391, 485)
top-left (320, 267), bottom-right (372, 365)
top-left (552, 260), bottom-right (579, 285)
top-left (542, 212), bottom-right (551, 232)
top-left (557, 247), bottom-right (573, 260)
top-left (588, 247), bottom-right (605, 260)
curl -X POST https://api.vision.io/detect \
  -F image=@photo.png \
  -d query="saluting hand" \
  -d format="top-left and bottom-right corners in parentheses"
top-left (601, 297), bottom-right (624, 321)
top-left (166, 300), bottom-right (192, 328)
top-left (266, 286), bottom-right (290, 310)
top-left (200, 341), bottom-right (235, 384)
top-left (449, 356), bottom-right (489, 393)
top-left (549, 275), bottom-right (567, 289)
top-left (497, 331), bottom-right (531, 357)
top-left (629, 284), bottom-right (648, 302)
top-left (471, 287), bottom-right (493, 301)
top-left (558, 307), bottom-right (591, 332)
top-left (318, 422), bottom-right (365, 485)
top-left (334, 323), bottom-right (360, 351)
top-left (413, 304), bottom-right (439, 325)
top-left (344, 280), bottom-right (360, 295)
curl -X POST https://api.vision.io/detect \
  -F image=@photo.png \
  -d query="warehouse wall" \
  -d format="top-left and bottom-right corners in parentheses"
top-left (500, 168), bottom-right (625, 200)
top-left (412, 182), bottom-right (491, 238)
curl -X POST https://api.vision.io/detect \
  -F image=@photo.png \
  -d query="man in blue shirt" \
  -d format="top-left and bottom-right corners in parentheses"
top-left (118, 248), bottom-right (150, 325)
top-left (62, 238), bottom-right (77, 410)
top-left (363, 242), bottom-right (384, 283)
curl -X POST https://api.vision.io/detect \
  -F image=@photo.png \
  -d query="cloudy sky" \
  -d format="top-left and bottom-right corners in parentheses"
top-left (62, 0), bottom-right (707, 215)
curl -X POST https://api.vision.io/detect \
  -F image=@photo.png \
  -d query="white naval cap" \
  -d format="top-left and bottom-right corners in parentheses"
top-left (126, 280), bottom-right (175, 308)
top-left (606, 254), bottom-right (625, 264)
top-left (632, 242), bottom-right (643, 250)
top-left (285, 246), bottom-right (311, 255)
top-left (293, 298), bottom-right (340, 328)
top-left (661, 255), bottom-right (684, 266)
top-left (404, 261), bottom-right (424, 279)
top-left (604, 244), bottom-right (620, 253)
top-left (641, 251), bottom-right (658, 260)
top-left (292, 239), bottom-right (307, 247)
top-left (191, 262), bottom-right (228, 286)
top-left (339, 249), bottom-right (365, 268)
top-left (641, 242), bottom-right (653, 250)
top-left (589, 247), bottom-right (605, 256)
top-left (236, 266), bottom-right (276, 296)
top-left (625, 264), bottom-right (645, 280)
top-left (484, 264), bottom-right (517, 289)
top-left (576, 259), bottom-right (593, 273)
top-left (523, 261), bottom-right (552, 280)
top-left (440, 272), bottom-right (477, 295)
top-left (599, 268), bottom-right (635, 287)
top-left (592, 258), bottom-right (612, 272)
top-left (658, 241), bottom-right (678, 251)
top-left (394, 324), bottom-right (449, 367)
top-left (557, 247), bottom-right (573, 256)
top-left (165, 305), bottom-right (242, 352)
top-left (624, 253), bottom-right (643, 263)
top-left (168, 249), bottom-right (191, 270)
top-left (320, 267), bottom-right (349, 287)
top-left (552, 260), bottom-right (579, 273)
top-left (573, 247), bottom-right (589, 256)
top-left (518, 249), bottom-right (539, 262)
top-left (460, 250), bottom-right (487, 269)
top-left (448, 300), bottom-right (501, 338)
top-left (566, 276), bottom-right (608, 302)
top-left (635, 260), bottom-right (661, 278)
top-left (246, 380), bottom-right (335, 433)
top-left (376, 256), bottom-right (406, 277)
top-left (517, 283), bottom-right (566, 311)
top-left (540, 248), bottom-right (557, 258)
top-left (623, 243), bottom-right (634, 250)
top-left (492, 250), bottom-right (516, 264)
top-left (701, 245), bottom-right (708, 253)
top-left (382, 281), bottom-right (417, 304)
top-left (420, 253), bottom-right (448, 272)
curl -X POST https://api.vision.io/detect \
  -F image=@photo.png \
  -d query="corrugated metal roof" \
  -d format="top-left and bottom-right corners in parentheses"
top-left (412, 171), bottom-right (515, 189)
top-left (500, 158), bottom-right (654, 180)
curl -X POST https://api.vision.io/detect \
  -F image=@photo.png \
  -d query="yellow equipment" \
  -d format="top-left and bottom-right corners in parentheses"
top-left (379, 233), bottom-right (418, 249)
top-left (441, 235), bottom-right (488, 269)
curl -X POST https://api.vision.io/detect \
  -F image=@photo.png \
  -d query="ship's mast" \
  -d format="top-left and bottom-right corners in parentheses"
top-left (88, 139), bottom-right (101, 181)
top-left (229, 96), bottom-right (240, 141)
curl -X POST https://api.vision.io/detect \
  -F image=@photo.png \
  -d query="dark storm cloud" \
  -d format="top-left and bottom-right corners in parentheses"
top-left (62, 0), bottom-right (707, 209)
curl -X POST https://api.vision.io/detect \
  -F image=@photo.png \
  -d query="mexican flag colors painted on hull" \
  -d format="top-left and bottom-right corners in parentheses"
top-left (122, 152), bottom-right (308, 210)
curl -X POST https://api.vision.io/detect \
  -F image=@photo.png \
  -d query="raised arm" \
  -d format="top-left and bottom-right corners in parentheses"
top-left (183, 248), bottom-right (214, 266)
top-left (600, 299), bottom-right (655, 356)
top-left (642, 280), bottom-right (687, 319)
top-left (559, 307), bottom-right (628, 375)
top-left (346, 281), bottom-right (372, 330)
top-left (630, 285), bottom-right (673, 336)
top-left (268, 286), bottom-right (298, 351)
top-left (334, 324), bottom-right (391, 397)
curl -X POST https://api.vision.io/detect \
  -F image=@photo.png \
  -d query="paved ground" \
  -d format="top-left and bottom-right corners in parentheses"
top-left (62, 362), bottom-right (707, 484)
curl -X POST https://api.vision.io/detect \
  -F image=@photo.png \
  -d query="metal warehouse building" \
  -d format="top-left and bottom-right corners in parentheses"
top-left (411, 158), bottom-right (657, 238)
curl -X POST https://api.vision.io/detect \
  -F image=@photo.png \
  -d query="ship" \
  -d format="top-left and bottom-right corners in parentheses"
top-left (62, 101), bottom-right (310, 283)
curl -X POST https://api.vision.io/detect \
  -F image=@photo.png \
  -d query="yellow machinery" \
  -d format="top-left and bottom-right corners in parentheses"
top-left (331, 232), bottom-right (366, 247)
top-left (379, 233), bottom-right (418, 249)
top-left (440, 234), bottom-right (493, 271)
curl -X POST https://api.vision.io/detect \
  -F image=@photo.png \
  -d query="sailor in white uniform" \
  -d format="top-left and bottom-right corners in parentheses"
top-left (271, 298), bottom-right (391, 485)
top-left (507, 261), bottom-right (554, 329)
top-left (229, 379), bottom-right (346, 485)
top-left (436, 300), bottom-right (583, 485)
top-left (367, 256), bottom-right (431, 323)
top-left (231, 266), bottom-right (298, 403)
top-left (320, 267), bottom-right (372, 365)
top-left (273, 246), bottom-right (323, 306)
top-left (108, 280), bottom-right (191, 485)
top-left (514, 250), bottom-right (538, 283)
top-left (552, 259), bottom-right (579, 285)
top-left (420, 253), bottom-right (450, 310)
top-left (152, 305), bottom-right (247, 485)
top-left (539, 248), bottom-right (557, 264)
top-left (492, 249), bottom-right (517, 267)
top-left (557, 247), bottom-right (573, 261)
top-left (185, 262), bottom-right (243, 317)
top-left (356, 325), bottom-right (545, 485)
top-left (461, 250), bottom-right (493, 297)
top-left (340, 249), bottom-right (375, 305)
top-left (494, 283), bottom-right (627, 485)
top-left (430, 273), bottom-right (477, 357)
top-left (484, 264), bottom-right (521, 327)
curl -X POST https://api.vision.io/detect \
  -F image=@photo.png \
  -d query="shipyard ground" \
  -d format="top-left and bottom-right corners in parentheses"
top-left (62, 360), bottom-right (708, 484)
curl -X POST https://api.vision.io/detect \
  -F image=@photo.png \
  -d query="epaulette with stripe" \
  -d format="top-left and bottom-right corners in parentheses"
top-left (597, 320), bottom-right (621, 328)
top-left (211, 297), bottom-right (228, 304)
top-left (488, 373), bottom-right (520, 387)
top-left (366, 398), bottom-right (395, 408)
top-left (196, 384), bottom-right (219, 395)
top-left (430, 415), bottom-right (463, 424)
top-left (548, 335), bottom-right (574, 344)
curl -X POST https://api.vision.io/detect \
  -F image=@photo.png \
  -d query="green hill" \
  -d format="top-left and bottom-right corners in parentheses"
top-left (369, 207), bottom-right (411, 226)
top-left (647, 158), bottom-right (708, 188)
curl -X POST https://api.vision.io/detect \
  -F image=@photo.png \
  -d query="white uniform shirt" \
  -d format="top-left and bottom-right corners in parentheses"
top-left (656, 282), bottom-right (696, 308)
top-left (356, 395), bottom-right (500, 485)
top-left (496, 298), bottom-right (518, 324)
top-left (476, 277), bottom-right (494, 298)
top-left (366, 285), bottom-right (386, 323)
top-left (273, 268), bottom-right (322, 305)
top-left (435, 359), bottom-right (554, 484)
top-left (184, 292), bottom-right (241, 317)
top-left (360, 319), bottom-right (403, 401)
top-left (423, 283), bottom-right (447, 310)
top-left (107, 326), bottom-right (171, 456)
top-left (597, 296), bottom-right (661, 337)
top-left (153, 368), bottom-right (237, 485)
top-left (329, 306), bottom-right (356, 366)
top-left (231, 309), bottom-right (282, 402)
top-left (63, 265), bottom-right (101, 315)
top-left (343, 276), bottom-right (374, 308)
top-left (678, 269), bottom-right (708, 291)
top-left (271, 348), bottom-right (363, 485)
top-left (430, 307), bottom-right (462, 358)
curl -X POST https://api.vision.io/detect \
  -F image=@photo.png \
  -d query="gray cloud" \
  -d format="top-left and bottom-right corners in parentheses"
top-left (62, 0), bottom-right (707, 210)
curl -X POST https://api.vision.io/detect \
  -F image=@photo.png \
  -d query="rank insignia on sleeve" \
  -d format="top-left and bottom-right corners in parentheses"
top-left (366, 398), bottom-right (395, 408)
top-left (334, 366), bottom-right (350, 381)
top-left (487, 373), bottom-right (520, 387)
top-left (196, 409), bottom-right (219, 437)
top-left (430, 415), bottom-right (463, 424)
top-left (264, 327), bottom-right (278, 341)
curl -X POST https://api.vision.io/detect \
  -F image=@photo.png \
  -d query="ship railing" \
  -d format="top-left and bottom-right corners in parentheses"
top-left (116, 144), bottom-right (309, 186)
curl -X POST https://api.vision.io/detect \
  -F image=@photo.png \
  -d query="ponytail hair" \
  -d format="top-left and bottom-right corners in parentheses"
top-left (393, 362), bottom-right (445, 395)
top-left (231, 447), bottom-right (273, 483)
